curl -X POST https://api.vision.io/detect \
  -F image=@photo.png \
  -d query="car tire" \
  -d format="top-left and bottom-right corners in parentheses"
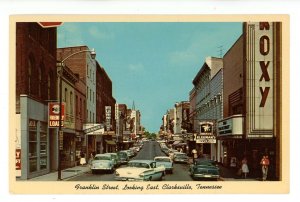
top-left (91, 170), bottom-right (95, 174)
top-left (170, 170), bottom-right (173, 174)
top-left (148, 176), bottom-right (152, 181)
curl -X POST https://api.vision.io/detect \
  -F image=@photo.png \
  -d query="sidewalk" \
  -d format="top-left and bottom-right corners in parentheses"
top-left (218, 164), bottom-right (259, 181)
top-left (17, 165), bottom-right (91, 181)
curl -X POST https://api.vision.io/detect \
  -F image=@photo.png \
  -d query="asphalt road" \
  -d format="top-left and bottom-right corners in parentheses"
top-left (69, 141), bottom-right (192, 181)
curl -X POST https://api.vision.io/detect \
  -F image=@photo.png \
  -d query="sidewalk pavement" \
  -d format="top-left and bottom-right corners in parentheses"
top-left (17, 164), bottom-right (91, 181)
top-left (218, 164), bottom-right (259, 181)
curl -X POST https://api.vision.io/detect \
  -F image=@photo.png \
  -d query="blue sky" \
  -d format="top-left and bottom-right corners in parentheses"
top-left (58, 22), bottom-right (242, 133)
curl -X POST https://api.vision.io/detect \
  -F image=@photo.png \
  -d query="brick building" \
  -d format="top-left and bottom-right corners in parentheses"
top-left (15, 22), bottom-right (58, 179)
top-left (96, 61), bottom-right (116, 153)
top-left (57, 46), bottom-right (97, 158)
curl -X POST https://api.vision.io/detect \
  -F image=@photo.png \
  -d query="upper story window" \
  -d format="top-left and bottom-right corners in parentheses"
top-left (28, 59), bottom-right (32, 95)
top-left (70, 91), bottom-right (73, 115)
top-left (38, 65), bottom-right (42, 98)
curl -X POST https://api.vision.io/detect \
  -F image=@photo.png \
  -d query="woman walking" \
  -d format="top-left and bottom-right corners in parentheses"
top-left (241, 157), bottom-right (249, 178)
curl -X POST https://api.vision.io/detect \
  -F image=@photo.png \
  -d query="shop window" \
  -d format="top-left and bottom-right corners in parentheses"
top-left (28, 119), bottom-right (37, 172)
top-left (40, 122), bottom-right (47, 170)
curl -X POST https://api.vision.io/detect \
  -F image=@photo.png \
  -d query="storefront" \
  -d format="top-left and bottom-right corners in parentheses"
top-left (19, 95), bottom-right (51, 179)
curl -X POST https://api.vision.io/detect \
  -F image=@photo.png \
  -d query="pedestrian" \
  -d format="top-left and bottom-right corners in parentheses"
top-left (260, 155), bottom-right (270, 181)
top-left (88, 152), bottom-right (94, 166)
top-left (241, 157), bottom-right (249, 178)
top-left (80, 151), bottom-right (86, 166)
top-left (192, 149), bottom-right (198, 163)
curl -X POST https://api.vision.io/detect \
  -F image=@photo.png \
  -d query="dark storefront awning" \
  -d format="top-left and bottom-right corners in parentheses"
top-left (105, 140), bottom-right (116, 145)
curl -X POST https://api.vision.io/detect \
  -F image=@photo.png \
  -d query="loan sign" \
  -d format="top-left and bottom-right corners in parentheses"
top-left (48, 102), bottom-right (65, 128)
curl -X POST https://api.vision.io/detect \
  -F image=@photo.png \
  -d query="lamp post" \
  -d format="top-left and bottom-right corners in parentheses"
top-left (57, 48), bottom-right (96, 180)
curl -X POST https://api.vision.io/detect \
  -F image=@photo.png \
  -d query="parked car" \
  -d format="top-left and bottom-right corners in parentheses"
top-left (90, 154), bottom-right (115, 174)
top-left (105, 153), bottom-right (120, 168)
top-left (173, 152), bottom-right (189, 164)
top-left (154, 156), bottom-right (173, 174)
top-left (189, 159), bottom-right (220, 180)
top-left (117, 151), bottom-right (129, 164)
top-left (123, 149), bottom-right (135, 158)
top-left (115, 160), bottom-right (166, 181)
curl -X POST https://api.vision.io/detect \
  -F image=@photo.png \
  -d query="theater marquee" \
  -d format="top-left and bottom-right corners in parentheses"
top-left (245, 22), bottom-right (276, 138)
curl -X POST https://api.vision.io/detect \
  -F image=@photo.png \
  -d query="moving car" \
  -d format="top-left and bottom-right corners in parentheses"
top-left (117, 151), bottom-right (129, 164)
top-left (115, 160), bottom-right (166, 181)
top-left (105, 153), bottom-right (120, 168)
top-left (173, 152), bottom-right (189, 164)
top-left (90, 154), bottom-right (115, 174)
top-left (154, 156), bottom-right (173, 174)
top-left (189, 159), bottom-right (220, 180)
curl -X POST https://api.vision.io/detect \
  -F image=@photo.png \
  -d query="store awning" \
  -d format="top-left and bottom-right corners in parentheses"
top-left (105, 140), bottom-right (116, 145)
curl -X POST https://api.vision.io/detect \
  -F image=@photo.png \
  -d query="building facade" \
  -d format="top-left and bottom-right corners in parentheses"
top-left (218, 22), bottom-right (281, 180)
top-left (16, 22), bottom-right (57, 179)
top-left (192, 57), bottom-right (223, 160)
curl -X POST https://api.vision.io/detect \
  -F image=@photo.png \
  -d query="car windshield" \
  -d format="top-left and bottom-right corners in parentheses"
top-left (128, 162), bottom-right (150, 168)
top-left (155, 158), bottom-right (171, 162)
top-left (94, 156), bottom-right (110, 160)
top-left (118, 152), bottom-right (127, 157)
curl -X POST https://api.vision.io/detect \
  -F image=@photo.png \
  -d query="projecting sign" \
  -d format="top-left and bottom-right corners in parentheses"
top-left (48, 102), bottom-right (65, 128)
top-left (245, 22), bottom-right (275, 138)
top-left (197, 122), bottom-right (216, 143)
top-left (105, 106), bottom-right (111, 130)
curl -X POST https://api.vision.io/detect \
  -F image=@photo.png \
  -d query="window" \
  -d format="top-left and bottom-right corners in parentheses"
top-left (38, 66), bottom-right (42, 97)
top-left (70, 91), bottom-right (73, 115)
top-left (47, 73), bottom-right (51, 100)
top-left (28, 119), bottom-right (37, 172)
top-left (87, 87), bottom-right (89, 101)
top-left (76, 95), bottom-right (78, 116)
top-left (64, 88), bottom-right (67, 102)
top-left (40, 122), bottom-right (47, 170)
top-left (28, 59), bottom-right (32, 95)
top-left (87, 65), bottom-right (89, 77)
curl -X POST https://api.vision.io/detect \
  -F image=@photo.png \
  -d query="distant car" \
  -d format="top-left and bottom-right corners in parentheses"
top-left (115, 160), bottom-right (165, 181)
top-left (105, 153), bottom-right (120, 167)
top-left (189, 159), bottom-right (220, 180)
top-left (173, 152), bottom-right (189, 164)
top-left (90, 154), bottom-right (115, 174)
top-left (117, 151), bottom-right (129, 164)
top-left (154, 156), bottom-right (173, 174)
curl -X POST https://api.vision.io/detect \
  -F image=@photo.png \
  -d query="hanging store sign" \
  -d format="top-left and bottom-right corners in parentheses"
top-left (48, 102), bottom-right (65, 128)
top-left (16, 149), bottom-right (21, 170)
top-left (245, 22), bottom-right (275, 138)
top-left (199, 121), bottom-right (213, 135)
top-left (197, 121), bottom-right (216, 143)
top-left (105, 106), bottom-right (111, 130)
top-left (196, 135), bottom-right (216, 144)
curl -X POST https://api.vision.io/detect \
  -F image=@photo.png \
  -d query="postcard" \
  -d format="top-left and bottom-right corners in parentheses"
top-left (9, 14), bottom-right (289, 194)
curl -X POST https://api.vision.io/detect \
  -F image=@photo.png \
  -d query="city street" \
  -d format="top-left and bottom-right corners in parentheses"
top-left (70, 141), bottom-right (192, 181)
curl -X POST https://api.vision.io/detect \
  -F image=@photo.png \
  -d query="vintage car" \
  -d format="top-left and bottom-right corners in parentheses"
top-left (115, 160), bottom-right (166, 181)
top-left (189, 159), bottom-right (220, 180)
top-left (90, 154), bottom-right (115, 174)
top-left (173, 152), bottom-right (189, 164)
top-left (154, 156), bottom-right (173, 174)
top-left (105, 153), bottom-right (120, 168)
top-left (117, 151), bottom-right (129, 164)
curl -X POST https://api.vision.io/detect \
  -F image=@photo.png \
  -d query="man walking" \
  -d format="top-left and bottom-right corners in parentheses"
top-left (260, 155), bottom-right (270, 181)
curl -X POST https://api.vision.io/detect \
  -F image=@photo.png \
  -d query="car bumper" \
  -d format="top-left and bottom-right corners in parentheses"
top-left (193, 174), bottom-right (220, 179)
top-left (115, 176), bottom-right (144, 181)
top-left (91, 166), bottom-right (113, 170)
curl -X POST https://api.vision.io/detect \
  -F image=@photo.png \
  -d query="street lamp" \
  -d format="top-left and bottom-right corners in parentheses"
top-left (57, 48), bottom-right (96, 180)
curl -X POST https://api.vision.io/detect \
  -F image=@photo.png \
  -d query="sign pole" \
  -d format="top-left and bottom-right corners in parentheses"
top-left (58, 63), bottom-right (63, 180)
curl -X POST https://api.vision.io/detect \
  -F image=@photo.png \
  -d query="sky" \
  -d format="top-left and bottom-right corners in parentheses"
top-left (58, 22), bottom-right (242, 133)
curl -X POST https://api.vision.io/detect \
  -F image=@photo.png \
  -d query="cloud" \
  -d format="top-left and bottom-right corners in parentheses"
top-left (88, 26), bottom-right (115, 40)
top-left (128, 63), bottom-right (144, 72)
top-left (57, 23), bottom-right (85, 47)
